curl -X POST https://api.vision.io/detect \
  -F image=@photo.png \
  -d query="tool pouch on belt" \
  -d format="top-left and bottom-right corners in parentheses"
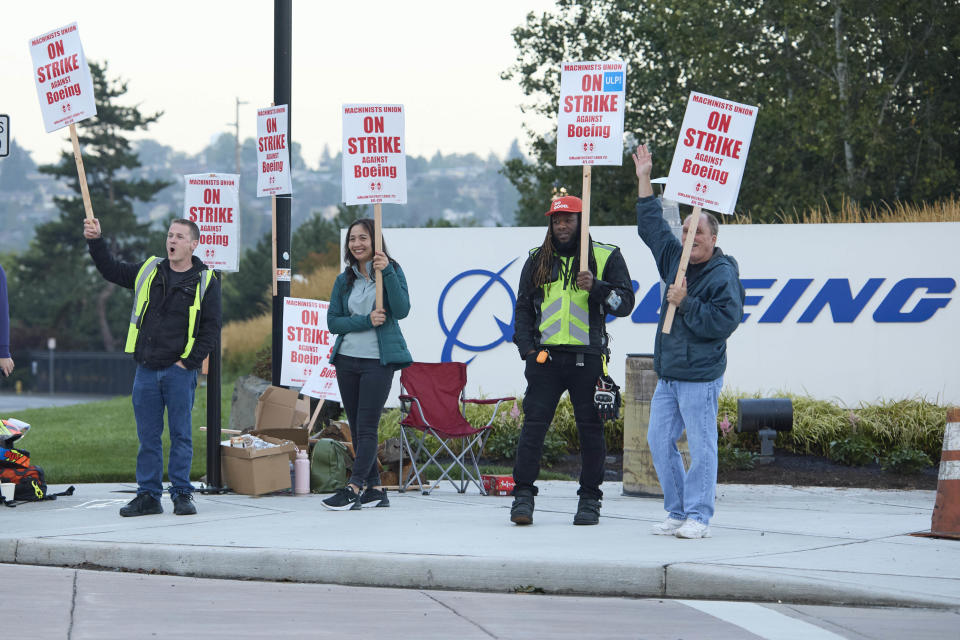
top-left (594, 375), bottom-right (621, 423)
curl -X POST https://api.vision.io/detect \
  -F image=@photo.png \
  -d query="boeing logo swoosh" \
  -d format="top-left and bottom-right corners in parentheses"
top-left (438, 259), bottom-right (517, 363)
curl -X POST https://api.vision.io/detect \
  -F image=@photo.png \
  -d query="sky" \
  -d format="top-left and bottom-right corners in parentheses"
top-left (3, 0), bottom-right (556, 169)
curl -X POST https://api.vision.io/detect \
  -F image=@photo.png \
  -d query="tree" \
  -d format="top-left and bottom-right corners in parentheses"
top-left (0, 139), bottom-right (37, 192)
top-left (504, 0), bottom-right (960, 221)
top-left (221, 204), bottom-right (368, 322)
top-left (9, 62), bottom-right (169, 351)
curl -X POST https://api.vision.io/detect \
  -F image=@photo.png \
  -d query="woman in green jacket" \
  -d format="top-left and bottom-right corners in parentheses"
top-left (322, 218), bottom-right (412, 510)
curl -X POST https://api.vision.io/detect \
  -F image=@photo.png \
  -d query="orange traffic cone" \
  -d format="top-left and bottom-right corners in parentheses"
top-left (930, 407), bottom-right (960, 539)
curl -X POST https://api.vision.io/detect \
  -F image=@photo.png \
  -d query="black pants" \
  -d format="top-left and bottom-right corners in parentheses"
top-left (334, 355), bottom-right (395, 488)
top-left (513, 350), bottom-right (605, 499)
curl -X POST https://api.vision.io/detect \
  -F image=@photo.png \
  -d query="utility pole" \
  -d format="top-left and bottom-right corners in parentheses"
top-left (272, 0), bottom-right (292, 386)
top-left (230, 97), bottom-right (249, 175)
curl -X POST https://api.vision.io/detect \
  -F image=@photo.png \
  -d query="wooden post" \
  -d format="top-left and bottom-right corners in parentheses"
top-left (69, 124), bottom-right (94, 220)
top-left (271, 195), bottom-right (278, 296)
top-left (374, 202), bottom-right (383, 309)
top-left (662, 206), bottom-right (701, 334)
top-left (580, 165), bottom-right (592, 266)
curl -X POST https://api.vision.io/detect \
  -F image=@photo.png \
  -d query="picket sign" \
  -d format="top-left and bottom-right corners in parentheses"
top-left (256, 103), bottom-right (292, 297)
top-left (29, 22), bottom-right (97, 220)
top-left (183, 173), bottom-right (240, 272)
top-left (556, 61), bottom-right (627, 265)
top-left (661, 92), bottom-right (758, 333)
top-left (341, 104), bottom-right (406, 308)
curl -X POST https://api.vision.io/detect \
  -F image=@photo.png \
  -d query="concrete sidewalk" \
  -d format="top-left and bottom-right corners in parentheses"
top-left (1, 481), bottom-right (957, 609)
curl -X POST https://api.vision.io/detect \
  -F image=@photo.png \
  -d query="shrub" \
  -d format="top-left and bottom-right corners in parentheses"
top-left (880, 447), bottom-right (933, 474)
top-left (828, 434), bottom-right (879, 466)
top-left (718, 446), bottom-right (756, 471)
top-left (484, 423), bottom-right (567, 466)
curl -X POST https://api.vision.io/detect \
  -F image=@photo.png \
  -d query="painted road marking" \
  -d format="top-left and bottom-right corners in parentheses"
top-left (679, 600), bottom-right (846, 640)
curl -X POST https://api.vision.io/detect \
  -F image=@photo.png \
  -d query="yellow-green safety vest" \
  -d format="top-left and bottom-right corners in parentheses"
top-left (124, 256), bottom-right (214, 359)
top-left (534, 243), bottom-right (615, 347)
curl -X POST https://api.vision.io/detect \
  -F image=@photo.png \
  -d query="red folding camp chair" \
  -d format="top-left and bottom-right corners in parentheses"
top-left (398, 362), bottom-right (514, 495)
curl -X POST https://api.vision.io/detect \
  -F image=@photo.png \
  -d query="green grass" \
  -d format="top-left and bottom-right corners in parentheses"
top-left (11, 382), bottom-right (233, 484)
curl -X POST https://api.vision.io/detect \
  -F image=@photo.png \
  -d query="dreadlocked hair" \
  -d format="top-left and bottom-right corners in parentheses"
top-left (531, 222), bottom-right (598, 289)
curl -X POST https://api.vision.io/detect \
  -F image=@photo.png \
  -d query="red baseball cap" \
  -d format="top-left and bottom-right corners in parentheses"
top-left (545, 195), bottom-right (583, 216)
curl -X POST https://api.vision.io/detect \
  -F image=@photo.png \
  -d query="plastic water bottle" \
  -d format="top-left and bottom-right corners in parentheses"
top-left (294, 449), bottom-right (310, 495)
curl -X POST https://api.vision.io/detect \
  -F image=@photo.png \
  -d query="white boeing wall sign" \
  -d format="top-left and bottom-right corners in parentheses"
top-left (343, 222), bottom-right (959, 406)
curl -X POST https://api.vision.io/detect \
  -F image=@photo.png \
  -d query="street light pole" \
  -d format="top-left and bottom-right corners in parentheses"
top-left (272, 0), bottom-right (292, 386)
top-left (230, 97), bottom-right (248, 175)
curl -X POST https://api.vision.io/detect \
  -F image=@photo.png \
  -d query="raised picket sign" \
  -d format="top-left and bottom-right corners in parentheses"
top-left (256, 104), bottom-right (292, 197)
top-left (281, 297), bottom-right (337, 390)
top-left (28, 22), bottom-right (97, 133)
top-left (183, 173), bottom-right (240, 272)
top-left (341, 104), bottom-right (406, 205)
top-left (556, 61), bottom-right (627, 166)
top-left (664, 91), bottom-right (759, 215)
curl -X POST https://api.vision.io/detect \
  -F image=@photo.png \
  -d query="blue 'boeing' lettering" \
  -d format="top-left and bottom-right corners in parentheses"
top-left (618, 277), bottom-right (954, 325)
top-left (440, 270), bottom-right (954, 361)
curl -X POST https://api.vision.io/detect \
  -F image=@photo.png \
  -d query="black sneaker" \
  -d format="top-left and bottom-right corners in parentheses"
top-left (510, 493), bottom-right (535, 525)
top-left (573, 496), bottom-right (601, 525)
top-left (172, 493), bottom-right (197, 516)
top-left (119, 493), bottom-right (163, 517)
top-left (322, 485), bottom-right (362, 511)
top-left (360, 487), bottom-right (390, 508)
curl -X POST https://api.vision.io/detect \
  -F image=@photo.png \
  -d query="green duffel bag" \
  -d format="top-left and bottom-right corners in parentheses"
top-left (310, 438), bottom-right (350, 493)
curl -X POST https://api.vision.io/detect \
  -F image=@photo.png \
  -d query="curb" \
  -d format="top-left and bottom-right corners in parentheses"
top-left (2, 537), bottom-right (956, 608)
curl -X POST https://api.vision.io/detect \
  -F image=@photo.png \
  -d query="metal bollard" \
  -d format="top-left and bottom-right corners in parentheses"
top-left (736, 398), bottom-right (793, 462)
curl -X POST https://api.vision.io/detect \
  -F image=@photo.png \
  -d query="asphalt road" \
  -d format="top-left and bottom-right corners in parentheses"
top-left (6, 563), bottom-right (958, 640)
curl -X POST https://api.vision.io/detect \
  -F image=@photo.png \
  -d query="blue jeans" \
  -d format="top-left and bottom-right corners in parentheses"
top-left (647, 377), bottom-right (723, 524)
top-left (131, 363), bottom-right (198, 499)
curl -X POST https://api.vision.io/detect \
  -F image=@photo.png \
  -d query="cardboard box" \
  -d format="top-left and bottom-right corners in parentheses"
top-left (481, 474), bottom-right (515, 496)
top-left (221, 436), bottom-right (295, 496)
top-left (251, 428), bottom-right (309, 461)
top-left (253, 386), bottom-right (311, 461)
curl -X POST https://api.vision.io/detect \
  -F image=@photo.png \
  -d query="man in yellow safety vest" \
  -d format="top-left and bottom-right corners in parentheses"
top-left (84, 217), bottom-right (220, 517)
top-left (510, 192), bottom-right (635, 526)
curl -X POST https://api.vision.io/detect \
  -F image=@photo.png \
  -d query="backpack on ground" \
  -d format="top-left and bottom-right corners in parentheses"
top-left (0, 447), bottom-right (74, 503)
top-left (310, 438), bottom-right (351, 493)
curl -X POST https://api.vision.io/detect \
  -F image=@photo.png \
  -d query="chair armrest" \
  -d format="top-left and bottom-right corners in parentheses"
top-left (463, 397), bottom-right (516, 404)
top-left (399, 394), bottom-right (431, 427)
top-left (462, 397), bottom-right (518, 428)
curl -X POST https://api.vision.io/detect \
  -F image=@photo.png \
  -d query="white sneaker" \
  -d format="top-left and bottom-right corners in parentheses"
top-left (650, 517), bottom-right (686, 536)
top-left (675, 519), bottom-right (711, 539)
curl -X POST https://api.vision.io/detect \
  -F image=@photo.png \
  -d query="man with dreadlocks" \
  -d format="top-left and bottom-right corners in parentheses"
top-left (509, 191), bottom-right (635, 526)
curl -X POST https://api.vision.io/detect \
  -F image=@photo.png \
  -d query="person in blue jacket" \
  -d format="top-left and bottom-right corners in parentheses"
top-left (322, 218), bottom-right (412, 511)
top-left (633, 144), bottom-right (745, 539)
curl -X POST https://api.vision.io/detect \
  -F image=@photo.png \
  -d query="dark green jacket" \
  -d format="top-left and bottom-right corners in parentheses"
top-left (636, 196), bottom-right (744, 381)
top-left (327, 261), bottom-right (412, 368)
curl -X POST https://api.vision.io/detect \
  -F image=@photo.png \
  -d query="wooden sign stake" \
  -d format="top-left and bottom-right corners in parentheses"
top-left (579, 165), bottom-right (592, 267)
top-left (69, 124), bottom-right (94, 220)
top-left (662, 206), bottom-right (701, 334)
top-left (305, 399), bottom-right (325, 435)
top-left (374, 202), bottom-right (384, 309)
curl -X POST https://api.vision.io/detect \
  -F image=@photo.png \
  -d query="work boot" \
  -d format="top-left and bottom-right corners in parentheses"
top-left (172, 493), bottom-right (197, 516)
top-left (119, 493), bottom-right (163, 517)
top-left (573, 496), bottom-right (601, 525)
top-left (510, 491), bottom-right (535, 525)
